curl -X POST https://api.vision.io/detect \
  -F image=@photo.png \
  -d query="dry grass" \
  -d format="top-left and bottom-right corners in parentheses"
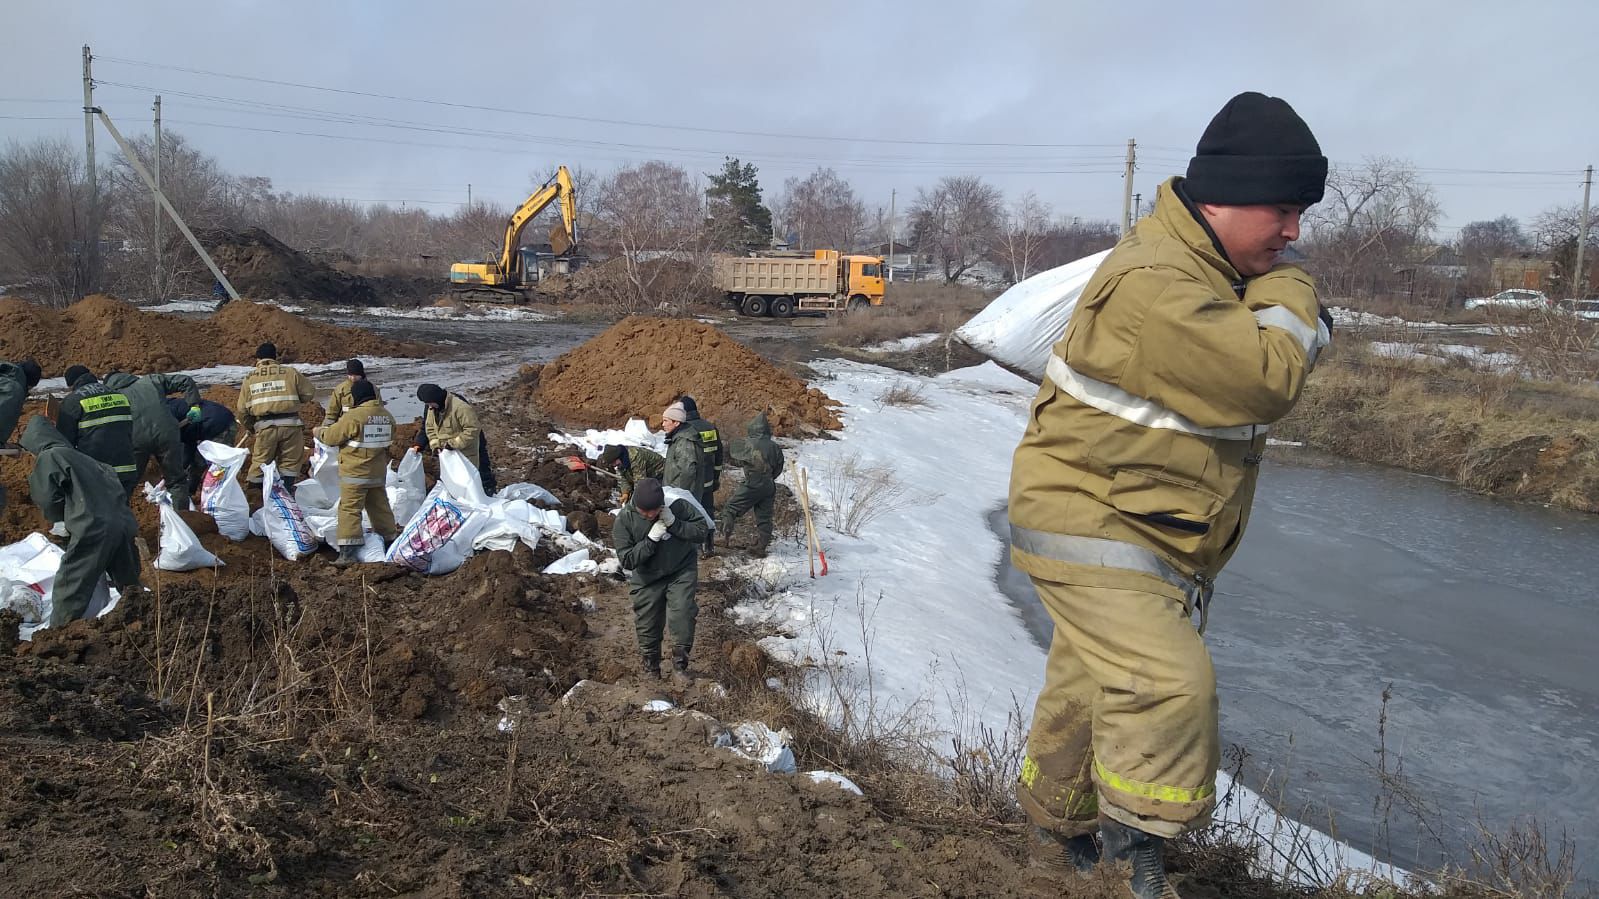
top-left (817, 452), bottom-right (936, 537)
top-left (875, 381), bottom-right (928, 408)
top-left (819, 282), bottom-right (993, 348)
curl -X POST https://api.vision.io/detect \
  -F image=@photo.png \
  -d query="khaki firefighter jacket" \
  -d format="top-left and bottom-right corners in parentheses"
top-left (318, 399), bottom-right (395, 486)
top-left (236, 361), bottom-right (314, 430)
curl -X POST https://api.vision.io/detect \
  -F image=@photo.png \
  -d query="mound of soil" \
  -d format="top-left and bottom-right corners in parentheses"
top-left (532, 317), bottom-right (841, 436)
top-left (202, 227), bottom-right (378, 305)
top-left (0, 295), bottom-right (426, 376)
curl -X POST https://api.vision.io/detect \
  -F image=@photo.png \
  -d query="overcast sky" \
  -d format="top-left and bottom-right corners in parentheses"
top-left (3, 0), bottom-right (1595, 240)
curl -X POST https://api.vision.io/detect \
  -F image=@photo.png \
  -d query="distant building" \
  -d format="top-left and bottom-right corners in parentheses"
top-left (1492, 254), bottom-right (1554, 291)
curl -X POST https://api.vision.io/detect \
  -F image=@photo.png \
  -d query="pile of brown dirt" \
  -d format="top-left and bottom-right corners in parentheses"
top-left (201, 227), bottom-right (378, 305)
top-left (0, 295), bottom-right (427, 376)
top-left (531, 316), bottom-right (842, 436)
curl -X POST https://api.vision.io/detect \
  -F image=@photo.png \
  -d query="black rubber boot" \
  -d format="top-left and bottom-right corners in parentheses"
top-left (641, 653), bottom-right (662, 681)
top-left (1100, 818), bottom-right (1181, 899)
top-left (669, 648), bottom-right (694, 687)
top-left (1027, 825), bottom-right (1099, 878)
top-left (332, 546), bottom-right (360, 567)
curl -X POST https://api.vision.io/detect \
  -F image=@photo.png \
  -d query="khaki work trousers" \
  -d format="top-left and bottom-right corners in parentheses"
top-left (337, 480), bottom-right (398, 547)
top-left (1018, 576), bottom-right (1219, 839)
top-left (247, 424), bottom-right (306, 485)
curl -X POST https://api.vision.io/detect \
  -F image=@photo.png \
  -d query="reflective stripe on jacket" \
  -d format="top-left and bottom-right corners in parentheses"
top-left (319, 399), bottom-right (394, 486)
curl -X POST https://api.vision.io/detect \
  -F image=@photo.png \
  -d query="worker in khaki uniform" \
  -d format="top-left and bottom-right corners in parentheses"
top-left (316, 379), bottom-right (397, 566)
top-left (321, 358), bottom-right (381, 427)
top-left (598, 443), bottom-right (665, 503)
top-left (611, 478), bottom-right (710, 686)
top-left (1010, 93), bottom-right (1331, 898)
top-left (236, 342), bottom-right (315, 488)
top-left (415, 383), bottom-right (496, 496)
top-left (20, 416), bottom-right (142, 628)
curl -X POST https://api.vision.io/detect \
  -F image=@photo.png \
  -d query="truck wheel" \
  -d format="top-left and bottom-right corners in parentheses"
top-left (741, 295), bottom-right (769, 317)
top-left (770, 295), bottom-right (795, 318)
top-left (847, 296), bottom-right (871, 314)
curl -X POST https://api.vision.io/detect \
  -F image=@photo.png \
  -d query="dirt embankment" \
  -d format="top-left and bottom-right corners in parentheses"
top-left (1275, 351), bottom-right (1599, 513)
top-left (529, 316), bottom-right (842, 437)
top-left (203, 227), bottom-right (381, 305)
top-left (0, 295), bottom-right (428, 375)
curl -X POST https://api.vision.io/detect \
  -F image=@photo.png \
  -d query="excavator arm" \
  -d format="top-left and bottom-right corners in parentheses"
top-left (496, 165), bottom-right (576, 285)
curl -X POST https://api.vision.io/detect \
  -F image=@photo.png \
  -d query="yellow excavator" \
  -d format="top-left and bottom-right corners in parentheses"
top-left (448, 165), bottom-right (578, 303)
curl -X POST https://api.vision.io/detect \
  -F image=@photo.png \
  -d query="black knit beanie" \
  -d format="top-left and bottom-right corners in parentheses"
top-left (20, 359), bottom-right (42, 388)
top-left (1185, 92), bottom-right (1327, 207)
top-left (64, 364), bottom-right (93, 386)
top-left (416, 383), bottom-right (447, 406)
top-left (679, 395), bottom-right (699, 418)
top-left (633, 477), bottom-right (665, 511)
top-left (351, 379), bottom-right (377, 405)
top-left (346, 358), bottom-right (366, 376)
top-left (256, 342), bottom-right (278, 360)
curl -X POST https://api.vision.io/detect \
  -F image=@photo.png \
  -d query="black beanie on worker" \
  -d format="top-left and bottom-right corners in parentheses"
top-left (19, 359), bottom-right (41, 388)
top-left (346, 358), bottom-right (365, 377)
top-left (256, 342), bottom-right (278, 360)
top-left (351, 379), bottom-right (377, 405)
top-left (416, 383), bottom-right (447, 406)
top-left (1184, 92), bottom-right (1327, 207)
top-left (633, 477), bottom-right (665, 512)
top-left (63, 365), bottom-right (93, 387)
top-left (679, 395), bottom-right (700, 418)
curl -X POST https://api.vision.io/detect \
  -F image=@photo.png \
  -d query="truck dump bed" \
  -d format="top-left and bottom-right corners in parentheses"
top-left (717, 256), bottom-right (838, 296)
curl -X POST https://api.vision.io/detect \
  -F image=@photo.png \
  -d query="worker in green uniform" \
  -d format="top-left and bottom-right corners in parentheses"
top-left (598, 443), bottom-right (665, 503)
top-left (611, 478), bottom-right (709, 686)
top-left (56, 365), bottom-right (140, 499)
top-left (718, 411), bottom-right (784, 556)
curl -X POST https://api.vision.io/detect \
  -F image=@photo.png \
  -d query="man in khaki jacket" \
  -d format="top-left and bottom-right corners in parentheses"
top-left (415, 383), bottom-right (496, 495)
top-left (1011, 92), bottom-right (1330, 898)
top-left (316, 379), bottom-right (397, 566)
top-left (236, 342), bottom-right (315, 488)
top-left (321, 358), bottom-right (382, 427)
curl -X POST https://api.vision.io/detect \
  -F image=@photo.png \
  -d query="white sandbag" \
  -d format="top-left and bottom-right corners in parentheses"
top-left (543, 547), bottom-right (596, 575)
top-left (259, 462), bottom-right (321, 561)
top-left (306, 439), bottom-right (341, 498)
top-left (386, 448), bottom-right (426, 525)
top-left (385, 484), bottom-right (487, 575)
top-left (439, 448), bottom-right (491, 508)
top-left (953, 249), bottom-right (1112, 380)
top-left (294, 475), bottom-right (341, 543)
top-left (144, 484), bottom-right (223, 572)
top-left (356, 530), bottom-right (387, 563)
top-left (496, 482), bottom-right (561, 506)
top-left (0, 576), bottom-right (46, 624)
top-left (197, 439), bottom-right (252, 541)
top-left (663, 486), bottom-right (716, 533)
top-left (0, 534), bottom-right (113, 638)
top-left (715, 722), bottom-right (797, 774)
top-left (548, 418), bottom-right (664, 459)
top-left (473, 499), bottom-right (542, 553)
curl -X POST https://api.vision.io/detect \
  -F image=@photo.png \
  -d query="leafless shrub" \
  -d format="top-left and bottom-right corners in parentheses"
top-left (1489, 309), bottom-right (1599, 383)
top-left (876, 381), bottom-right (927, 408)
top-left (819, 452), bottom-right (935, 537)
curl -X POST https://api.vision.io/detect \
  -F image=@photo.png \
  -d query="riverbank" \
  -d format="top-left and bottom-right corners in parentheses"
top-left (1275, 341), bottom-right (1599, 514)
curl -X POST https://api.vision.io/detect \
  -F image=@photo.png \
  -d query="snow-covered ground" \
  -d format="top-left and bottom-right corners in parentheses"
top-left (327, 305), bottom-right (553, 323)
top-left (861, 332), bottom-right (943, 354)
top-left (730, 357), bottom-right (1409, 886)
top-left (1369, 340), bottom-right (1519, 372)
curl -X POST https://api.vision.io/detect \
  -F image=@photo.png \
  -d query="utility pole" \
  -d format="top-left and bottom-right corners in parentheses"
top-left (1577, 165), bottom-right (1593, 298)
top-left (82, 45), bottom-right (99, 293)
top-left (1133, 193), bottom-right (1142, 223)
top-left (1121, 139), bottom-right (1137, 236)
top-left (467, 183), bottom-right (472, 209)
top-left (887, 188), bottom-right (896, 284)
top-left (153, 94), bottom-right (162, 300)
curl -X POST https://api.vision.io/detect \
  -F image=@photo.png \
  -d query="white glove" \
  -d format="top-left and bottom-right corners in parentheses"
top-left (658, 504), bottom-right (675, 526)
top-left (647, 520), bottom-right (670, 542)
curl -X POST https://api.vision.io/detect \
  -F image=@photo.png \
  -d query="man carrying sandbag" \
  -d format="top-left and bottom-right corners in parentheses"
top-left (19, 415), bottom-right (141, 628)
top-left (316, 379), bottom-right (398, 567)
top-left (236, 342), bottom-right (314, 490)
top-left (611, 478), bottom-right (709, 686)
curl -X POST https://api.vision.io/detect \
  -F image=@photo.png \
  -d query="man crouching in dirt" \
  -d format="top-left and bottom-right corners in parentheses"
top-left (316, 379), bottom-right (398, 566)
top-left (20, 415), bottom-right (142, 629)
top-left (611, 478), bottom-right (709, 686)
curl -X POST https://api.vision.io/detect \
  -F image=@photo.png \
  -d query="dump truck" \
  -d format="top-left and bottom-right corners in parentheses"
top-left (448, 166), bottom-right (579, 303)
top-left (715, 250), bottom-right (886, 317)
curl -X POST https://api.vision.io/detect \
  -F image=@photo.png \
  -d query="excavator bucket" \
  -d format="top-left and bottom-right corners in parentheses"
top-left (548, 223), bottom-right (574, 257)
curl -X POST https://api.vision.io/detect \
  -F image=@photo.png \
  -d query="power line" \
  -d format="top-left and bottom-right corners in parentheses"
top-left (97, 55), bottom-right (1127, 151)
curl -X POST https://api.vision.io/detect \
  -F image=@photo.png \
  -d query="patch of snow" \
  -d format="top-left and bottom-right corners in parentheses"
top-left (543, 547), bottom-right (596, 575)
top-left (863, 332), bottom-right (942, 354)
top-left (339, 304), bottom-right (553, 323)
top-left (142, 299), bottom-right (221, 313)
top-left (805, 770), bottom-right (863, 796)
top-left (548, 419), bottom-right (665, 458)
top-left (1368, 340), bottom-right (1518, 372)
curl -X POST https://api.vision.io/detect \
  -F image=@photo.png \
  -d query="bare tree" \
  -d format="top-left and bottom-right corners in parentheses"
top-left (909, 175), bottom-right (1004, 284)
top-left (775, 167), bottom-right (867, 251)
top-left (1302, 156), bottom-right (1441, 297)
top-left (0, 138), bottom-right (98, 304)
top-left (1531, 204), bottom-right (1599, 296)
top-left (591, 160), bottom-right (708, 310)
top-left (104, 130), bottom-right (242, 299)
top-left (998, 190), bottom-right (1051, 282)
